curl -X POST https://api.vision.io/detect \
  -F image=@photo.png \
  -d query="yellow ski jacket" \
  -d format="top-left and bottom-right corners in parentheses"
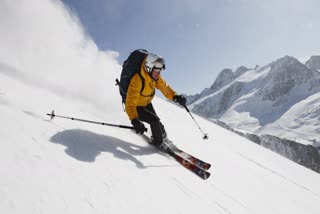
top-left (125, 61), bottom-right (177, 121)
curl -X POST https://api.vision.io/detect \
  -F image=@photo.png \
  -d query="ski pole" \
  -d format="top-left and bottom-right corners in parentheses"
top-left (183, 105), bottom-right (208, 140)
top-left (46, 110), bottom-right (147, 131)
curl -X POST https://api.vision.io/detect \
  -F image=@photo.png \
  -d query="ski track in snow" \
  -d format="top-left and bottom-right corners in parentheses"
top-left (239, 153), bottom-right (320, 198)
top-left (207, 183), bottom-right (257, 214)
top-left (170, 177), bottom-right (200, 199)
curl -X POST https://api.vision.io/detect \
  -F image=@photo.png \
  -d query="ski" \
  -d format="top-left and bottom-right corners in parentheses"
top-left (166, 149), bottom-right (211, 180)
top-left (173, 148), bottom-right (211, 170)
top-left (143, 135), bottom-right (211, 179)
top-left (162, 139), bottom-right (211, 170)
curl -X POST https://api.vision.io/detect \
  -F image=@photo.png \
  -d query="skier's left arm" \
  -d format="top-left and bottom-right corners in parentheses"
top-left (156, 75), bottom-right (177, 100)
top-left (156, 76), bottom-right (187, 106)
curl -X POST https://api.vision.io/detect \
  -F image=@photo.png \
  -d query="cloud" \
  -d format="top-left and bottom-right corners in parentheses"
top-left (0, 0), bottom-right (121, 109)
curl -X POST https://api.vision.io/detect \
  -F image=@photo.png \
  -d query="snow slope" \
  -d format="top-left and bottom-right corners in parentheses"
top-left (258, 92), bottom-right (320, 143)
top-left (1, 61), bottom-right (320, 214)
top-left (1, 1), bottom-right (320, 213)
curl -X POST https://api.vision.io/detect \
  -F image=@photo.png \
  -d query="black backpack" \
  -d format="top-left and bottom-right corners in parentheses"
top-left (115, 49), bottom-right (148, 103)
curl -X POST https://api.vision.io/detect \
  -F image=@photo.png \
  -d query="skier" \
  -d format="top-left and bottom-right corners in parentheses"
top-left (125, 52), bottom-right (186, 151)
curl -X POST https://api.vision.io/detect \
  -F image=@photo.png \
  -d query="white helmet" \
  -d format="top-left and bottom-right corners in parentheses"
top-left (144, 53), bottom-right (166, 73)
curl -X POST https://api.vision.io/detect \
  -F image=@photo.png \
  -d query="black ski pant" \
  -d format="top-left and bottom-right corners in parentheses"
top-left (136, 103), bottom-right (166, 146)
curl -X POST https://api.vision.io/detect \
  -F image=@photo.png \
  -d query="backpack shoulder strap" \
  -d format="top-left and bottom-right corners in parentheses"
top-left (137, 71), bottom-right (145, 93)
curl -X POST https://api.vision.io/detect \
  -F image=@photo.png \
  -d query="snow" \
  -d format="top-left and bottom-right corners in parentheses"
top-left (2, 71), bottom-right (320, 214)
top-left (259, 92), bottom-right (320, 143)
top-left (237, 66), bottom-right (271, 83)
top-left (1, 1), bottom-right (320, 213)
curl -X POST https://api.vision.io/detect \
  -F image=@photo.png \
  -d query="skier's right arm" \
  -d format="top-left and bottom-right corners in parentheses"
top-left (125, 74), bottom-right (142, 121)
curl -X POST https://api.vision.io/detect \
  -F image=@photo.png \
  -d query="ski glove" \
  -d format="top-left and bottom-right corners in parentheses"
top-left (173, 95), bottom-right (187, 106)
top-left (131, 118), bottom-right (146, 134)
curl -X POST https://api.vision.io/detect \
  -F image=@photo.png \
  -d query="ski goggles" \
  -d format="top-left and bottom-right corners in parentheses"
top-left (153, 67), bottom-right (164, 73)
top-left (153, 62), bottom-right (165, 73)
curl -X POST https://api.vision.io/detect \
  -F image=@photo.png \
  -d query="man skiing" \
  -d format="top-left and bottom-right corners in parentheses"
top-left (125, 52), bottom-right (186, 151)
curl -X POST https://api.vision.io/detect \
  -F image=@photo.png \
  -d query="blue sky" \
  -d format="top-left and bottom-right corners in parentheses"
top-left (62, 0), bottom-right (320, 95)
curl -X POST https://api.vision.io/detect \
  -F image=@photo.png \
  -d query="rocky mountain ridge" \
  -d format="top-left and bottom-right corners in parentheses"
top-left (187, 55), bottom-right (320, 144)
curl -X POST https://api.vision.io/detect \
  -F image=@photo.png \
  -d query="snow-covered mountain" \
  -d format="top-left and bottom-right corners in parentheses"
top-left (188, 55), bottom-right (320, 145)
top-left (186, 66), bottom-right (250, 105)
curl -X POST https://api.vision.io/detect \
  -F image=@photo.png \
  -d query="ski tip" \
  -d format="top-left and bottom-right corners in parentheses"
top-left (203, 172), bottom-right (211, 180)
top-left (204, 163), bottom-right (211, 171)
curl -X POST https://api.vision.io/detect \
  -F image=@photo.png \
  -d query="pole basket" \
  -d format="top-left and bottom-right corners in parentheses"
top-left (47, 110), bottom-right (56, 120)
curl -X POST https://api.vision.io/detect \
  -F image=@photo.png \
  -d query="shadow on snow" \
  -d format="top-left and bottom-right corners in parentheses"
top-left (50, 129), bottom-right (161, 169)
